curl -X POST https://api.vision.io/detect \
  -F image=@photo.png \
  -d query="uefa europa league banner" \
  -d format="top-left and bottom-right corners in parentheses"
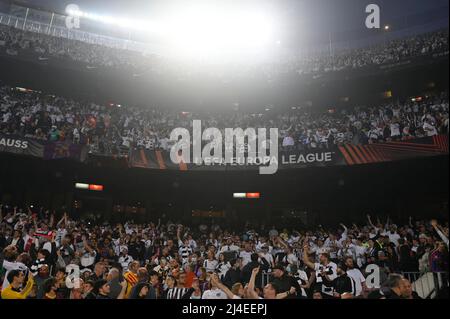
top-left (0, 134), bottom-right (87, 161)
top-left (1, 134), bottom-right (447, 168)
top-left (129, 135), bottom-right (449, 171)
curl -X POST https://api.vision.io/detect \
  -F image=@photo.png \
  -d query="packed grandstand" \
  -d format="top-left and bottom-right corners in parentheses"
top-left (0, 0), bottom-right (448, 302)
top-left (0, 85), bottom-right (448, 157)
top-left (0, 207), bottom-right (448, 299)
top-left (0, 22), bottom-right (449, 77)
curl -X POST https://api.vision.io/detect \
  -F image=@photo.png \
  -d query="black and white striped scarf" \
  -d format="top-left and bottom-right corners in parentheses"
top-left (30, 258), bottom-right (47, 275)
top-left (179, 245), bottom-right (192, 259)
top-left (166, 287), bottom-right (189, 300)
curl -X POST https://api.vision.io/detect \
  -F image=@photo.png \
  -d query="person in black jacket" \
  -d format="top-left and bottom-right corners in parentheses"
top-left (10, 230), bottom-right (25, 253)
top-left (271, 264), bottom-right (301, 299)
top-left (241, 253), bottom-right (269, 286)
top-left (332, 263), bottom-right (355, 298)
top-left (129, 282), bottom-right (152, 299)
top-left (223, 259), bottom-right (242, 289)
top-left (381, 273), bottom-right (409, 299)
top-left (398, 239), bottom-right (417, 272)
top-left (83, 280), bottom-right (97, 299)
top-left (128, 267), bottom-right (157, 299)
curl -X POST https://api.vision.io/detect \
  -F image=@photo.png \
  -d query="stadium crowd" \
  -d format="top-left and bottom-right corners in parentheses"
top-left (1, 85), bottom-right (448, 156)
top-left (290, 29), bottom-right (449, 75)
top-left (0, 203), bottom-right (448, 299)
top-left (0, 23), bottom-right (448, 78)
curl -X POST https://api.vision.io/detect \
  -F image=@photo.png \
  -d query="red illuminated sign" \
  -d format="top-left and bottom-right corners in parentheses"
top-left (88, 184), bottom-right (104, 191)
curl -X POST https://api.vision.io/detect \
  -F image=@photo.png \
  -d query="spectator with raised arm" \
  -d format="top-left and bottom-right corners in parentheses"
top-left (431, 219), bottom-right (449, 249)
top-left (303, 244), bottom-right (337, 298)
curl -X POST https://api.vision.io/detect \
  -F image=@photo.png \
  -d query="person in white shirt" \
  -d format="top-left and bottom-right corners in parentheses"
top-left (282, 135), bottom-right (295, 148)
top-left (310, 239), bottom-right (329, 263)
top-left (259, 246), bottom-right (275, 268)
top-left (350, 238), bottom-right (367, 268)
top-left (201, 284), bottom-right (228, 299)
top-left (295, 268), bottom-right (310, 298)
top-left (423, 119), bottom-right (438, 136)
top-left (118, 248), bottom-right (134, 271)
top-left (389, 121), bottom-right (401, 139)
top-left (338, 238), bottom-right (356, 261)
top-left (324, 234), bottom-right (341, 260)
top-left (287, 233), bottom-right (301, 246)
top-left (79, 239), bottom-right (96, 269)
top-left (159, 137), bottom-right (170, 150)
top-left (215, 254), bottom-right (231, 280)
top-left (385, 225), bottom-right (401, 247)
top-left (42, 237), bottom-right (59, 254)
top-left (344, 257), bottom-right (366, 297)
top-left (280, 246), bottom-right (298, 266)
top-left (203, 251), bottom-right (219, 273)
top-left (336, 223), bottom-right (348, 246)
top-left (210, 274), bottom-right (245, 299)
top-left (2, 245), bottom-right (29, 289)
top-left (23, 230), bottom-right (39, 253)
top-left (239, 243), bottom-right (253, 267)
top-left (219, 238), bottom-right (240, 255)
top-left (114, 238), bottom-right (128, 257)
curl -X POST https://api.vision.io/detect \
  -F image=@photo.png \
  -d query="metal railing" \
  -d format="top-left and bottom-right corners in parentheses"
top-left (402, 271), bottom-right (449, 299)
top-left (260, 270), bottom-right (449, 299)
top-left (261, 271), bottom-right (272, 288)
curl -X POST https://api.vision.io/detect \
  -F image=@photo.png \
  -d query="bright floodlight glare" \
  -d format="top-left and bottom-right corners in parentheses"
top-left (64, 3), bottom-right (279, 61)
top-left (162, 8), bottom-right (275, 48)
